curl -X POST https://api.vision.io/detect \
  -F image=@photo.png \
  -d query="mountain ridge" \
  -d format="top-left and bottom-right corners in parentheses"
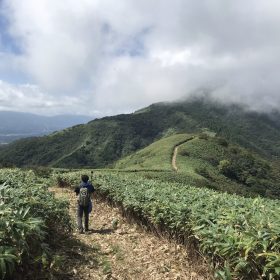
top-left (0, 98), bottom-right (279, 168)
top-left (114, 133), bottom-right (280, 198)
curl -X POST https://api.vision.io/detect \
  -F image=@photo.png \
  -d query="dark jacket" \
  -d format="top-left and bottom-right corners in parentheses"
top-left (74, 181), bottom-right (95, 195)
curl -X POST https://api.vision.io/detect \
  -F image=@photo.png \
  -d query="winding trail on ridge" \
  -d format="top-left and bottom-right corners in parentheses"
top-left (51, 186), bottom-right (211, 280)
top-left (172, 146), bottom-right (179, 172)
top-left (172, 137), bottom-right (195, 172)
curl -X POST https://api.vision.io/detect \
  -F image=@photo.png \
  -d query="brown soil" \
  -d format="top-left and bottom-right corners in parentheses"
top-left (172, 146), bottom-right (179, 172)
top-left (50, 187), bottom-right (212, 280)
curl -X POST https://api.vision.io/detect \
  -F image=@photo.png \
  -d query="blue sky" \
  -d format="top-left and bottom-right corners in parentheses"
top-left (0, 16), bottom-right (19, 54)
top-left (0, 0), bottom-right (280, 116)
top-left (0, 6), bottom-right (29, 85)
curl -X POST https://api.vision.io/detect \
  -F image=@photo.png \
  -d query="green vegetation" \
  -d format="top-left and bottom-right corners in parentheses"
top-left (176, 136), bottom-right (280, 198)
top-left (115, 134), bottom-right (193, 170)
top-left (1, 99), bottom-right (280, 168)
top-left (1, 131), bottom-right (279, 278)
top-left (1, 98), bottom-right (280, 278)
top-left (53, 170), bottom-right (280, 280)
top-left (115, 133), bottom-right (280, 199)
top-left (0, 169), bottom-right (71, 279)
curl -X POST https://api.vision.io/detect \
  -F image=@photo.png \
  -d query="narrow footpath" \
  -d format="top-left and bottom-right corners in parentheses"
top-left (51, 187), bottom-right (211, 280)
top-left (172, 146), bottom-right (179, 172)
top-left (172, 137), bottom-right (195, 172)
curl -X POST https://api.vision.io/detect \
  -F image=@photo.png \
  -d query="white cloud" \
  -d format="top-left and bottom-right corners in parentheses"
top-left (0, 80), bottom-right (96, 115)
top-left (0, 0), bottom-right (280, 115)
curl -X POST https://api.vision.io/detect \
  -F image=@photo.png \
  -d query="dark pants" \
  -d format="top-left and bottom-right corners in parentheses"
top-left (77, 205), bottom-right (89, 231)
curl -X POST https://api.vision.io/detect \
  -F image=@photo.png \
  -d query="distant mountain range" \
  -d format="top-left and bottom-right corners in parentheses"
top-left (0, 111), bottom-right (93, 143)
top-left (0, 98), bottom-right (279, 168)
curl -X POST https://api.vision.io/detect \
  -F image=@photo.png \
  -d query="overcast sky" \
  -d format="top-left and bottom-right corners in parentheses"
top-left (0, 0), bottom-right (280, 116)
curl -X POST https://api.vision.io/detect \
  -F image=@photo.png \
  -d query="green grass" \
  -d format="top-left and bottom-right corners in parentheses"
top-left (1, 98), bottom-right (280, 169)
top-left (54, 170), bottom-right (280, 279)
top-left (115, 133), bottom-right (193, 171)
top-left (175, 136), bottom-right (280, 198)
top-left (177, 137), bottom-right (231, 183)
top-left (114, 133), bottom-right (280, 198)
top-left (0, 169), bottom-right (71, 279)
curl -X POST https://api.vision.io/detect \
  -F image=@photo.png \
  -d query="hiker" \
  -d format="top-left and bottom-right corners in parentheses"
top-left (74, 174), bottom-right (95, 233)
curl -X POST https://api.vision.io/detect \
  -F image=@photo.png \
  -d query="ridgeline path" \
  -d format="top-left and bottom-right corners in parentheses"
top-left (51, 187), bottom-right (212, 280)
top-left (172, 137), bottom-right (195, 172)
top-left (172, 146), bottom-right (179, 172)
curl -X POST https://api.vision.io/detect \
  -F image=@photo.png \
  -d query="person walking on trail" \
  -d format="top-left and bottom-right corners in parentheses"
top-left (75, 175), bottom-right (95, 233)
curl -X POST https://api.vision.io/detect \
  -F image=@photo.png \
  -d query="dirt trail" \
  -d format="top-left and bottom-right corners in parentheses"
top-left (172, 146), bottom-right (179, 172)
top-left (51, 187), bottom-right (211, 280)
top-left (172, 137), bottom-right (195, 172)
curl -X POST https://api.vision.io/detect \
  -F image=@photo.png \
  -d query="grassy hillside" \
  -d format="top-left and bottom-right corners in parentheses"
top-left (114, 132), bottom-right (280, 198)
top-left (176, 135), bottom-right (280, 198)
top-left (115, 133), bottom-right (193, 170)
top-left (0, 98), bottom-right (280, 168)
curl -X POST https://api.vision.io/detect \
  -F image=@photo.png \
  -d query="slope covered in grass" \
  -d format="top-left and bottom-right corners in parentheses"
top-left (115, 132), bottom-right (280, 198)
top-left (115, 133), bottom-right (193, 171)
top-left (176, 135), bottom-right (280, 198)
top-left (1, 98), bottom-right (280, 168)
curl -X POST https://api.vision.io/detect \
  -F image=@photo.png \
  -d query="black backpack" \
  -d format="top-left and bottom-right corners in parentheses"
top-left (79, 186), bottom-right (91, 207)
